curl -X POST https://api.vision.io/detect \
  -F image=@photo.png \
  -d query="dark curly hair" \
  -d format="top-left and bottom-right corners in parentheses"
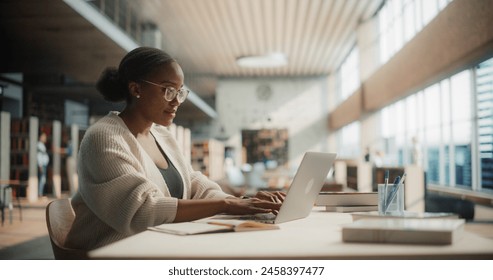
top-left (96, 47), bottom-right (176, 102)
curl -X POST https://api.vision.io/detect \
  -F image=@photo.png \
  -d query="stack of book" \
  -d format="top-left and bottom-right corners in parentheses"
top-left (315, 192), bottom-right (378, 213)
top-left (342, 218), bottom-right (465, 245)
top-left (351, 211), bottom-right (459, 221)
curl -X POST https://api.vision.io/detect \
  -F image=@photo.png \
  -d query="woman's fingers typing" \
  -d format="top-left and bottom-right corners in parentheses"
top-left (225, 197), bottom-right (281, 215)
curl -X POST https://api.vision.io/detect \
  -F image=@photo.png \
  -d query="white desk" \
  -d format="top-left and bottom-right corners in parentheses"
top-left (89, 209), bottom-right (493, 259)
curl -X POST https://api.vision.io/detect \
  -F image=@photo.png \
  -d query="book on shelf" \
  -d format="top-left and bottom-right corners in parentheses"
top-left (325, 205), bottom-right (378, 213)
top-left (149, 219), bottom-right (279, 236)
top-left (342, 218), bottom-right (465, 245)
top-left (315, 192), bottom-right (378, 206)
top-left (351, 211), bottom-right (459, 221)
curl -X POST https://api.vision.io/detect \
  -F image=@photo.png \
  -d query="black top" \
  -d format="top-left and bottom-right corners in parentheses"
top-left (155, 141), bottom-right (184, 199)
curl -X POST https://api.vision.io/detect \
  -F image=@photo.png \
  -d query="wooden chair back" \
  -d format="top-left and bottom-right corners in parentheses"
top-left (46, 199), bottom-right (87, 259)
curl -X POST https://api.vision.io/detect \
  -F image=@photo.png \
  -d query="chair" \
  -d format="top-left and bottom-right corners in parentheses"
top-left (45, 199), bottom-right (87, 259)
top-left (0, 181), bottom-right (25, 226)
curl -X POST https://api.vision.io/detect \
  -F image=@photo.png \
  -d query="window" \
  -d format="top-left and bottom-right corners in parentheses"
top-left (338, 47), bottom-right (360, 103)
top-left (338, 121), bottom-right (360, 159)
top-left (475, 58), bottom-right (493, 190)
top-left (424, 84), bottom-right (441, 184)
top-left (451, 71), bottom-right (473, 187)
top-left (377, 61), bottom-right (493, 192)
top-left (377, 0), bottom-right (452, 65)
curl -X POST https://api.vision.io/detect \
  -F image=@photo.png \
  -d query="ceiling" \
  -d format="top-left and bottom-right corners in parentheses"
top-left (0, 0), bottom-right (383, 122)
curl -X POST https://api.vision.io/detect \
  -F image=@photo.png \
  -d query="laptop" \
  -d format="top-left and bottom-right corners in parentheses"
top-left (235, 152), bottom-right (337, 224)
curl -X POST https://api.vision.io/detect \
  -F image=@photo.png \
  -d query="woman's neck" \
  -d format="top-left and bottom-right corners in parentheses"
top-left (119, 108), bottom-right (152, 137)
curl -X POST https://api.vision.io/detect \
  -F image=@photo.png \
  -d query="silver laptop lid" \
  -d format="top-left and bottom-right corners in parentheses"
top-left (275, 152), bottom-right (337, 224)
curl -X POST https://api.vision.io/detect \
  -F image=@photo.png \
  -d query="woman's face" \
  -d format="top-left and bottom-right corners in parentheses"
top-left (135, 62), bottom-right (185, 127)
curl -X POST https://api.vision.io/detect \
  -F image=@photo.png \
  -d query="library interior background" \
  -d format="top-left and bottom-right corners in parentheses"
top-left (0, 0), bottom-right (493, 259)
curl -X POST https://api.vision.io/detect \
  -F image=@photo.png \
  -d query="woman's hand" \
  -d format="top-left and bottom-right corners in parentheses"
top-left (224, 197), bottom-right (281, 215)
top-left (254, 191), bottom-right (286, 204)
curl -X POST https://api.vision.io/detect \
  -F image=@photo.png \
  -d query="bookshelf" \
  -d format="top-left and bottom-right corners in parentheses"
top-left (191, 139), bottom-right (225, 181)
top-left (241, 129), bottom-right (288, 166)
top-left (346, 165), bottom-right (358, 190)
top-left (167, 123), bottom-right (191, 164)
top-left (374, 167), bottom-right (405, 191)
top-left (10, 116), bottom-right (39, 202)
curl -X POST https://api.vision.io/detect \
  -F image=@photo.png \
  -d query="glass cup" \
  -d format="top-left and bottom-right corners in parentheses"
top-left (378, 183), bottom-right (404, 215)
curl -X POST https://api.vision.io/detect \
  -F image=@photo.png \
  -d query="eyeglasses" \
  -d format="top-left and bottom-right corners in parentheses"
top-left (141, 79), bottom-right (189, 103)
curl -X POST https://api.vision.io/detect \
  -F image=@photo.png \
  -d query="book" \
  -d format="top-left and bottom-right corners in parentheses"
top-left (149, 219), bottom-right (279, 236)
top-left (315, 192), bottom-right (378, 206)
top-left (351, 211), bottom-right (459, 221)
top-left (325, 205), bottom-right (378, 213)
top-left (342, 218), bottom-right (465, 245)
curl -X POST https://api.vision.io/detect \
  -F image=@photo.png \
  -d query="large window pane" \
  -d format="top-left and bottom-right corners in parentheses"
top-left (422, 0), bottom-right (438, 26)
top-left (451, 70), bottom-right (472, 189)
top-left (453, 121), bottom-right (472, 187)
top-left (395, 100), bottom-right (406, 134)
top-left (406, 94), bottom-right (418, 135)
top-left (393, 0), bottom-right (404, 52)
top-left (340, 47), bottom-right (359, 101)
top-left (414, 0), bottom-right (423, 32)
top-left (379, 4), bottom-right (389, 63)
top-left (440, 79), bottom-right (451, 125)
top-left (443, 124), bottom-right (451, 186)
top-left (451, 70), bottom-right (472, 122)
top-left (339, 122), bottom-right (360, 158)
top-left (416, 91), bottom-right (425, 132)
top-left (426, 128), bottom-right (441, 184)
top-left (381, 106), bottom-right (392, 138)
top-left (424, 84), bottom-right (440, 128)
top-left (403, 0), bottom-right (416, 41)
top-left (476, 57), bottom-right (493, 190)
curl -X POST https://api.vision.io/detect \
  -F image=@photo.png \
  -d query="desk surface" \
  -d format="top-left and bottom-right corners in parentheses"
top-left (89, 209), bottom-right (493, 259)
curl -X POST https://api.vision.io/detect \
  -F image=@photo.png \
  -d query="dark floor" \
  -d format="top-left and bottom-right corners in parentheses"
top-left (0, 235), bottom-right (53, 260)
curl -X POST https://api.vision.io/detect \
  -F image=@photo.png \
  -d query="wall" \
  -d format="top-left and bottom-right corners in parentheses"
top-left (65, 99), bottom-right (89, 129)
top-left (216, 77), bottom-right (332, 168)
top-left (0, 73), bottom-right (23, 118)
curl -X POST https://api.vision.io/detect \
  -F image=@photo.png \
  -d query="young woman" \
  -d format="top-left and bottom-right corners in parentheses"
top-left (65, 47), bottom-right (284, 250)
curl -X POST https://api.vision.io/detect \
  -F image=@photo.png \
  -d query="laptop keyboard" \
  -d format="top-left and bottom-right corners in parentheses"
top-left (238, 213), bottom-right (277, 224)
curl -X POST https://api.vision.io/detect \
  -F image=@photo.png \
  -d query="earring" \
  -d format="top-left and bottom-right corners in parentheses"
top-left (136, 95), bottom-right (141, 99)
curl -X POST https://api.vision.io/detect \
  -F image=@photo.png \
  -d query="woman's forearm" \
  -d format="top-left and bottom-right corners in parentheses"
top-left (174, 199), bottom-right (227, 222)
top-left (173, 195), bottom-right (282, 223)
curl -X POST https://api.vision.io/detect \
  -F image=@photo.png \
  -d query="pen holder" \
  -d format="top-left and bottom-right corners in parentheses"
top-left (378, 184), bottom-right (404, 215)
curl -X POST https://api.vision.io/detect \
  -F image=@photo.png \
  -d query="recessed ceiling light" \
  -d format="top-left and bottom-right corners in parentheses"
top-left (236, 53), bottom-right (288, 68)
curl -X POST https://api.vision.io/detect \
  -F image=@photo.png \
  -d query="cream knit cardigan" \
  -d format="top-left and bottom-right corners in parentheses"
top-left (65, 112), bottom-right (232, 250)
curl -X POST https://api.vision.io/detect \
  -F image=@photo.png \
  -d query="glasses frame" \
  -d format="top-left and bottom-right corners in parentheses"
top-left (140, 79), bottom-right (189, 103)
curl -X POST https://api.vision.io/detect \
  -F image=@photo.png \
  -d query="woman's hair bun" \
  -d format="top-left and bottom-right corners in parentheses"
top-left (96, 67), bottom-right (128, 102)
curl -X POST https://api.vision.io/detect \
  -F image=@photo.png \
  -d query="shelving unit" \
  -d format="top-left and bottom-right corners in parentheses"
top-left (241, 129), bottom-right (289, 165)
top-left (191, 139), bottom-right (225, 181)
top-left (5, 112), bottom-right (79, 201)
top-left (9, 116), bottom-right (39, 202)
top-left (167, 123), bottom-right (191, 164)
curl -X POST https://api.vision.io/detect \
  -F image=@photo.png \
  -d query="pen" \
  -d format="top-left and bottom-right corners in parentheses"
top-left (383, 170), bottom-right (389, 211)
top-left (384, 175), bottom-right (400, 214)
top-left (384, 173), bottom-right (406, 214)
top-left (208, 222), bottom-right (235, 229)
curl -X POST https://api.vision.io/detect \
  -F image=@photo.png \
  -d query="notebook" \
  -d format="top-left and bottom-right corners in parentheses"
top-left (223, 152), bottom-right (337, 224)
